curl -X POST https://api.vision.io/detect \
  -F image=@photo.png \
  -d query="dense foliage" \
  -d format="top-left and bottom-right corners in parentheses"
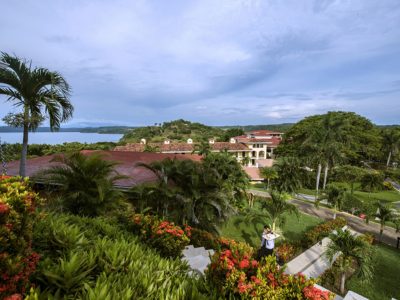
top-left (303, 218), bottom-right (347, 247)
top-left (121, 119), bottom-right (226, 143)
top-left (0, 176), bottom-right (41, 299)
top-left (0, 142), bottom-right (117, 162)
top-left (130, 154), bottom-right (249, 233)
top-left (130, 213), bottom-right (191, 258)
top-left (27, 213), bottom-right (210, 299)
top-left (35, 152), bottom-right (127, 216)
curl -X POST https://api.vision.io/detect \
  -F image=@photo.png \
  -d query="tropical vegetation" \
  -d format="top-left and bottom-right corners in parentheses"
top-left (324, 229), bottom-right (373, 294)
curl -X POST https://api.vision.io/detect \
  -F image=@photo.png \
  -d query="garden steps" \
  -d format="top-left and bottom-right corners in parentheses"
top-left (182, 245), bottom-right (214, 275)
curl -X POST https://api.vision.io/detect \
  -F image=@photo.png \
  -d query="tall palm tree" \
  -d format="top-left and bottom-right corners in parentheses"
top-left (272, 157), bottom-right (303, 194)
top-left (259, 167), bottom-right (278, 190)
top-left (382, 128), bottom-right (400, 167)
top-left (325, 229), bottom-right (373, 295)
top-left (0, 53), bottom-right (73, 177)
top-left (35, 152), bottom-right (126, 216)
top-left (375, 202), bottom-right (395, 242)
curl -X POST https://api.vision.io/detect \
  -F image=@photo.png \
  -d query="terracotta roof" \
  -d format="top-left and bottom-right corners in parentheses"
top-left (234, 137), bottom-right (281, 146)
top-left (247, 130), bottom-right (283, 135)
top-left (115, 142), bottom-right (250, 152)
top-left (6, 150), bottom-right (202, 188)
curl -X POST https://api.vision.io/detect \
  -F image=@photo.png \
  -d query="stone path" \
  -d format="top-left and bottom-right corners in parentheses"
top-left (181, 245), bottom-right (214, 275)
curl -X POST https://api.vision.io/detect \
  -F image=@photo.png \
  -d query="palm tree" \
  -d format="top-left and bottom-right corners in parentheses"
top-left (382, 128), bottom-right (400, 167)
top-left (35, 152), bottom-right (126, 216)
top-left (192, 140), bottom-right (211, 157)
top-left (318, 184), bottom-right (348, 219)
top-left (245, 191), bottom-right (299, 232)
top-left (272, 157), bottom-right (303, 194)
top-left (259, 167), bottom-right (278, 190)
top-left (375, 202), bottom-right (395, 242)
top-left (0, 53), bottom-right (73, 177)
top-left (360, 171), bottom-right (384, 197)
top-left (132, 158), bottom-right (235, 233)
top-left (325, 229), bottom-right (373, 294)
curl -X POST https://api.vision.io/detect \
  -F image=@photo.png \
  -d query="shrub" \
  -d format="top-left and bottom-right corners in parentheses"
top-left (383, 181), bottom-right (394, 191)
top-left (129, 213), bottom-right (191, 258)
top-left (0, 176), bottom-right (41, 298)
top-left (304, 218), bottom-right (347, 247)
top-left (29, 213), bottom-right (211, 299)
top-left (275, 243), bottom-right (298, 263)
top-left (207, 245), bottom-right (333, 299)
top-left (190, 228), bottom-right (220, 249)
top-left (359, 233), bottom-right (375, 245)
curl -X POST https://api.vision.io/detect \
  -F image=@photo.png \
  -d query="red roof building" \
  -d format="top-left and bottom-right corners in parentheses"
top-left (6, 150), bottom-right (202, 188)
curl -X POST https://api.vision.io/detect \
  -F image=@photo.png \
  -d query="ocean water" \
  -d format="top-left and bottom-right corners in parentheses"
top-left (0, 132), bottom-right (123, 145)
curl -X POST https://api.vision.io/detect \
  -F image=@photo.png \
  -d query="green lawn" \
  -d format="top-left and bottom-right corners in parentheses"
top-left (346, 244), bottom-right (400, 300)
top-left (298, 187), bottom-right (400, 204)
top-left (353, 190), bottom-right (400, 203)
top-left (220, 211), bottom-right (322, 248)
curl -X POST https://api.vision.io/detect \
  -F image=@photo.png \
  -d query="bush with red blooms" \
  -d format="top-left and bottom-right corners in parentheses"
top-left (304, 218), bottom-right (347, 247)
top-left (206, 243), bottom-right (334, 299)
top-left (0, 176), bottom-right (41, 299)
top-left (130, 213), bottom-right (191, 258)
top-left (275, 242), bottom-right (299, 263)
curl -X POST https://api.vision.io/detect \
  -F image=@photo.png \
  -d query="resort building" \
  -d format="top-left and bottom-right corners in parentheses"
top-left (114, 129), bottom-right (283, 168)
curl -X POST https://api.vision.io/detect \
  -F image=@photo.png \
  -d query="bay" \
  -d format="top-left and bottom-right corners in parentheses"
top-left (0, 132), bottom-right (123, 145)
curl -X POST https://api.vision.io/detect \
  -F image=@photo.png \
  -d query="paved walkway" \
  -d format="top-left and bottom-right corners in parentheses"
top-left (249, 189), bottom-right (400, 247)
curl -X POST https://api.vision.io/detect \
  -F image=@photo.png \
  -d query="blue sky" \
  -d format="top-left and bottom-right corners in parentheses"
top-left (1, 0), bottom-right (400, 126)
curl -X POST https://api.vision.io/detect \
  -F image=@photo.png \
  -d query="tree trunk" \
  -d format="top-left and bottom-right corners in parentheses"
top-left (340, 272), bottom-right (346, 295)
top-left (322, 164), bottom-right (329, 190)
top-left (316, 164), bottom-right (322, 197)
top-left (19, 106), bottom-right (29, 177)
top-left (267, 179), bottom-right (270, 190)
top-left (379, 226), bottom-right (383, 242)
top-left (386, 151), bottom-right (392, 167)
top-left (333, 204), bottom-right (337, 219)
top-left (272, 220), bottom-right (276, 232)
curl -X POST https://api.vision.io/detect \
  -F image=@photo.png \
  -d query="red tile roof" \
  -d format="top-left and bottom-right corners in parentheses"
top-left (115, 142), bottom-right (250, 152)
top-left (247, 130), bottom-right (282, 135)
top-left (234, 137), bottom-right (281, 146)
top-left (6, 150), bottom-right (202, 188)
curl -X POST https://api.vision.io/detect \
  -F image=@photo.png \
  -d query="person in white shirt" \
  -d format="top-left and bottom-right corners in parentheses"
top-left (258, 225), bottom-right (280, 260)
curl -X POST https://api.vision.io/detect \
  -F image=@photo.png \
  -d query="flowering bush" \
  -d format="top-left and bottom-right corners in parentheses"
top-left (0, 176), bottom-right (41, 298)
top-left (275, 243), bottom-right (298, 263)
top-left (304, 218), bottom-right (347, 247)
top-left (130, 213), bottom-right (190, 258)
top-left (190, 227), bottom-right (220, 249)
top-left (207, 242), bottom-right (333, 299)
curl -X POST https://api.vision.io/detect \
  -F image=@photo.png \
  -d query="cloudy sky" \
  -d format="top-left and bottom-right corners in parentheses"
top-left (1, 0), bottom-right (400, 126)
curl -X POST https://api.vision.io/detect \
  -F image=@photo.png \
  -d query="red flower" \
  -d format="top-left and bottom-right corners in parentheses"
top-left (251, 276), bottom-right (262, 285)
top-left (238, 259), bottom-right (250, 269)
top-left (0, 202), bottom-right (10, 214)
top-left (4, 294), bottom-right (23, 300)
top-left (251, 260), bottom-right (258, 268)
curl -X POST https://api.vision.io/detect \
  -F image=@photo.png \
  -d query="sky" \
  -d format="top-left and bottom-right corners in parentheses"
top-left (1, 0), bottom-right (400, 127)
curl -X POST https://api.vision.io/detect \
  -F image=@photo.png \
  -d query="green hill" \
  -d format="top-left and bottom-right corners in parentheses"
top-left (120, 119), bottom-right (226, 143)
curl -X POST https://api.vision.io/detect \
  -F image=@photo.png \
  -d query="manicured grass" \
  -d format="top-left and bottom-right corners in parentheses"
top-left (353, 190), bottom-right (400, 203)
top-left (346, 244), bottom-right (400, 300)
top-left (298, 187), bottom-right (400, 204)
top-left (220, 211), bottom-right (322, 248)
